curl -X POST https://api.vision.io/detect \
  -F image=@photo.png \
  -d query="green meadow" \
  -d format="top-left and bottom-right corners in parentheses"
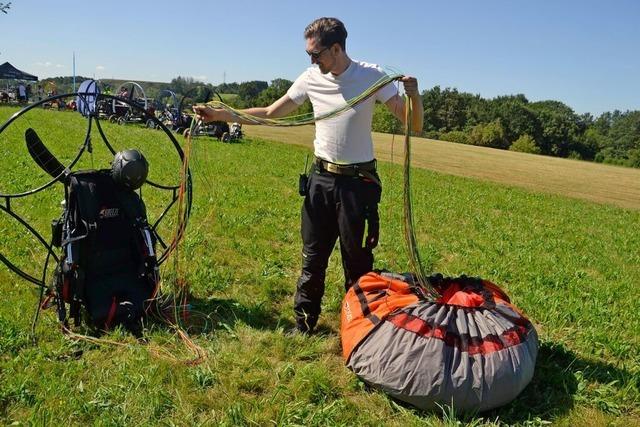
top-left (0, 106), bottom-right (638, 426)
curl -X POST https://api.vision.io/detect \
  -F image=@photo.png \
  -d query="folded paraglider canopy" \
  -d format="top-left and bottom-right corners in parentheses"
top-left (341, 271), bottom-right (538, 412)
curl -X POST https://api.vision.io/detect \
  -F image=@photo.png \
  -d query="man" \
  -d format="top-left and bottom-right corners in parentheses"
top-left (194, 17), bottom-right (423, 334)
top-left (18, 83), bottom-right (26, 103)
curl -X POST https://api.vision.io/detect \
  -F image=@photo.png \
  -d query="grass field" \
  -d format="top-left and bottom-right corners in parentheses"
top-left (0, 106), bottom-right (639, 426)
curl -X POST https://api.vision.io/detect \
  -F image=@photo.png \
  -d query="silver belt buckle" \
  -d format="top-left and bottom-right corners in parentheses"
top-left (326, 162), bottom-right (340, 174)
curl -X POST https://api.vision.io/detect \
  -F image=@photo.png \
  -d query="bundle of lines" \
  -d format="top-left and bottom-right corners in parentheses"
top-left (195, 70), bottom-right (439, 298)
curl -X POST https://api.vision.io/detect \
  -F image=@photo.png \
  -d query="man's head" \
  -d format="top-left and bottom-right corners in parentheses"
top-left (304, 17), bottom-right (348, 74)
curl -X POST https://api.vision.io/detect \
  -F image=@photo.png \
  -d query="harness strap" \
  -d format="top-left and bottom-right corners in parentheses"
top-left (357, 168), bottom-right (382, 188)
top-left (315, 157), bottom-right (381, 187)
top-left (352, 280), bottom-right (382, 327)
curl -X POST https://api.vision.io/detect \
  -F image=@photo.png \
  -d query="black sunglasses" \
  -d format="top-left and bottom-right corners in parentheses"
top-left (306, 46), bottom-right (329, 60)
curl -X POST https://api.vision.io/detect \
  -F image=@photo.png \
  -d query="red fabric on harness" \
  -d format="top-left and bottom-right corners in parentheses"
top-left (62, 277), bottom-right (70, 302)
top-left (105, 297), bottom-right (117, 329)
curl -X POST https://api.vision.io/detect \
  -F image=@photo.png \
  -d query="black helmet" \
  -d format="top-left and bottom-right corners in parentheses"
top-left (111, 149), bottom-right (149, 190)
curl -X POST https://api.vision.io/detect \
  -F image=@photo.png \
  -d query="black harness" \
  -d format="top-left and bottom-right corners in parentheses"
top-left (52, 170), bottom-right (158, 330)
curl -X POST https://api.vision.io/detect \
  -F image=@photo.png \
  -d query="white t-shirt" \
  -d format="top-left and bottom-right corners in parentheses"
top-left (287, 60), bottom-right (397, 164)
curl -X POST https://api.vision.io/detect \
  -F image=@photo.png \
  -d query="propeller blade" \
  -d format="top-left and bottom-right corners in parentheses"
top-left (25, 128), bottom-right (66, 181)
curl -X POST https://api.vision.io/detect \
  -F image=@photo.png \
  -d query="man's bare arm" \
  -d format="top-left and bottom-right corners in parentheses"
top-left (384, 76), bottom-right (423, 135)
top-left (193, 94), bottom-right (301, 125)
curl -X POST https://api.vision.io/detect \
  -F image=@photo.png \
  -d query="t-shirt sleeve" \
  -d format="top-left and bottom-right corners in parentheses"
top-left (376, 81), bottom-right (398, 103)
top-left (286, 71), bottom-right (309, 105)
top-left (373, 66), bottom-right (398, 103)
top-left (376, 78), bottom-right (398, 104)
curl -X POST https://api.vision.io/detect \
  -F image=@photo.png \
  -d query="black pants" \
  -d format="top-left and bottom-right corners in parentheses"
top-left (293, 165), bottom-right (381, 331)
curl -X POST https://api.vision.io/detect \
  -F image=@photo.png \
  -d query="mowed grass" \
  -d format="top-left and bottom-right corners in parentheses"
top-left (0, 106), bottom-right (639, 426)
top-left (245, 125), bottom-right (640, 211)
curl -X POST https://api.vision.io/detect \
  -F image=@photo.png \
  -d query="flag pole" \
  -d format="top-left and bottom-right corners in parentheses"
top-left (72, 52), bottom-right (76, 92)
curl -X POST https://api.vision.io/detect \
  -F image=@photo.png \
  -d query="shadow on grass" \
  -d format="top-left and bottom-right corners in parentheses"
top-left (181, 295), bottom-right (284, 334)
top-left (169, 295), bottom-right (339, 337)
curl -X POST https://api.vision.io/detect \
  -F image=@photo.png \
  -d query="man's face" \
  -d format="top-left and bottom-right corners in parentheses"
top-left (305, 37), bottom-right (334, 74)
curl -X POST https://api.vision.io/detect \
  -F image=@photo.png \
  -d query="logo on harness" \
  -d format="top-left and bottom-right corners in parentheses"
top-left (344, 300), bottom-right (353, 322)
top-left (99, 207), bottom-right (120, 219)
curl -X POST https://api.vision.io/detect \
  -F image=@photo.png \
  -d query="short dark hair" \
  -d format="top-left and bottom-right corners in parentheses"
top-left (304, 17), bottom-right (347, 51)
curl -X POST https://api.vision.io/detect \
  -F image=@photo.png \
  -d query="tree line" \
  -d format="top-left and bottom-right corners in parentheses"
top-left (215, 78), bottom-right (639, 169)
top-left (373, 86), bottom-right (639, 168)
top-left (40, 75), bottom-right (639, 168)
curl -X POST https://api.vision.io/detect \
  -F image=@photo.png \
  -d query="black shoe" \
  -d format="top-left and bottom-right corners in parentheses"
top-left (286, 324), bottom-right (314, 336)
top-left (286, 327), bottom-right (306, 337)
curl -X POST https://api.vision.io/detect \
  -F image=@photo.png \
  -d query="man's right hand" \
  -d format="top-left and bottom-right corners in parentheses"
top-left (192, 105), bottom-right (219, 123)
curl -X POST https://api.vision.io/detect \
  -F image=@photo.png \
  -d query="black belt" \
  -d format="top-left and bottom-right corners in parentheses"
top-left (314, 158), bottom-right (380, 187)
top-left (315, 158), bottom-right (376, 175)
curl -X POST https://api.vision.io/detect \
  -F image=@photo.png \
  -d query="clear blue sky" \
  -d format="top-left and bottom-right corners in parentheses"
top-left (1, 0), bottom-right (638, 115)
